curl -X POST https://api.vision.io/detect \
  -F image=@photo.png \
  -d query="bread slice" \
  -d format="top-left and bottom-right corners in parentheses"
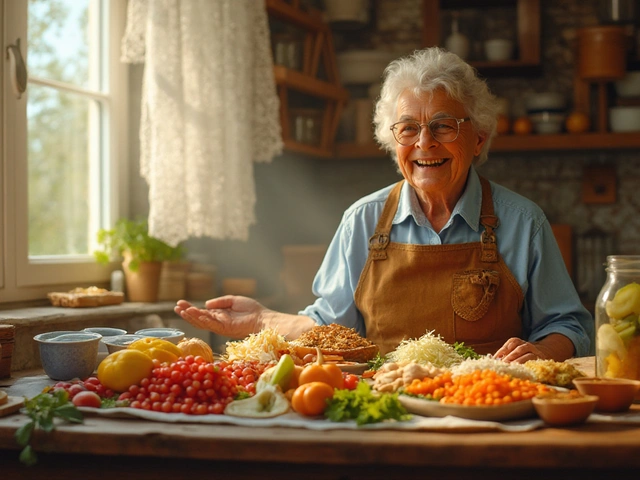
top-left (48, 287), bottom-right (124, 308)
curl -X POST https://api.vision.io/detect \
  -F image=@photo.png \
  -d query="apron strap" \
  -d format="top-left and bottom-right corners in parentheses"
top-left (367, 177), bottom-right (500, 262)
top-left (479, 176), bottom-right (499, 263)
top-left (368, 181), bottom-right (403, 260)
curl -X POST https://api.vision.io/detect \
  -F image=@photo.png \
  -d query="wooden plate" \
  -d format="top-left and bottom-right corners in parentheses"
top-left (399, 395), bottom-right (535, 422)
top-left (291, 344), bottom-right (378, 363)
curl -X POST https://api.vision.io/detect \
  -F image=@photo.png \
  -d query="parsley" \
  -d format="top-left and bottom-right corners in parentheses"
top-left (100, 396), bottom-right (129, 409)
top-left (453, 341), bottom-right (481, 360)
top-left (367, 353), bottom-right (387, 371)
top-left (15, 390), bottom-right (83, 466)
top-left (324, 381), bottom-right (411, 426)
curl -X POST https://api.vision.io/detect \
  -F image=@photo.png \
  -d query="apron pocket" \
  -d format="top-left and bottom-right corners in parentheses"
top-left (451, 269), bottom-right (500, 322)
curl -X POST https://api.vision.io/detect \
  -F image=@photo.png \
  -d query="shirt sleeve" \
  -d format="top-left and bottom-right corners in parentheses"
top-left (523, 220), bottom-right (594, 357)
top-left (299, 210), bottom-right (368, 337)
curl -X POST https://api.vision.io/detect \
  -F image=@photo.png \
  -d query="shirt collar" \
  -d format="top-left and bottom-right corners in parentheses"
top-left (393, 168), bottom-right (483, 232)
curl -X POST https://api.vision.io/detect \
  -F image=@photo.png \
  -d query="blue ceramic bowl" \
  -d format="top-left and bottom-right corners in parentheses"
top-left (83, 327), bottom-right (128, 353)
top-left (34, 331), bottom-right (102, 381)
top-left (135, 328), bottom-right (185, 344)
top-left (102, 334), bottom-right (146, 354)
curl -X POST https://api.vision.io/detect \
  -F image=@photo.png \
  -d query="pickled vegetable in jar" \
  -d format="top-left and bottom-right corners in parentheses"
top-left (595, 255), bottom-right (640, 380)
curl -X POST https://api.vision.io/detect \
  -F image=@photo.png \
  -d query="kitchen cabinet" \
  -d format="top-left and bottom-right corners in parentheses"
top-left (266, 0), bottom-right (349, 158)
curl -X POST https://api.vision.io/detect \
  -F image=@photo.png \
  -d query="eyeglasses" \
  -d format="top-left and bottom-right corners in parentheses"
top-left (390, 117), bottom-right (470, 145)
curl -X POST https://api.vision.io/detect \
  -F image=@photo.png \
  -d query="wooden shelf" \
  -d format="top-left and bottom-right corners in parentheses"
top-left (491, 132), bottom-right (640, 152)
top-left (283, 139), bottom-right (335, 158)
top-left (273, 66), bottom-right (348, 101)
top-left (265, 0), bottom-right (324, 32)
top-left (335, 142), bottom-right (390, 158)
top-left (267, 0), bottom-right (348, 155)
top-left (333, 132), bottom-right (640, 158)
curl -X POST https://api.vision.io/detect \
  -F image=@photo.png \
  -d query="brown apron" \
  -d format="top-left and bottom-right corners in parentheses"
top-left (354, 177), bottom-right (524, 356)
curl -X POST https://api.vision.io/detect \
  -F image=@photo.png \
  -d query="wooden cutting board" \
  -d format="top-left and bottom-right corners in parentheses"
top-left (0, 395), bottom-right (24, 417)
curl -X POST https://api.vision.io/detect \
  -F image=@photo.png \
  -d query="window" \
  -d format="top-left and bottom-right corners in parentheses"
top-left (1, 0), bottom-right (128, 303)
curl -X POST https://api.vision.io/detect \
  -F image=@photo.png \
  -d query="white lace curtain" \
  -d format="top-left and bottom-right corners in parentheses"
top-left (121, 0), bottom-right (282, 246)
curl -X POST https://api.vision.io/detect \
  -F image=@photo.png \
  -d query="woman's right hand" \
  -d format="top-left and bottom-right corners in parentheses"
top-left (174, 296), bottom-right (264, 339)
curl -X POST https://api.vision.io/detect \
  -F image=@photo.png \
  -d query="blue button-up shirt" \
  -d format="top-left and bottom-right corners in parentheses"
top-left (300, 167), bottom-right (594, 357)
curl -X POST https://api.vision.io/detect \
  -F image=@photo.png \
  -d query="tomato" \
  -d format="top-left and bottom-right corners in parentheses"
top-left (72, 391), bottom-right (102, 408)
top-left (342, 373), bottom-right (359, 390)
top-left (298, 349), bottom-right (344, 389)
top-left (67, 383), bottom-right (87, 398)
top-left (291, 381), bottom-right (335, 416)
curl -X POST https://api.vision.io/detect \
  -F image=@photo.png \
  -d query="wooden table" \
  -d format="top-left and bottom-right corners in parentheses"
top-left (2, 358), bottom-right (640, 479)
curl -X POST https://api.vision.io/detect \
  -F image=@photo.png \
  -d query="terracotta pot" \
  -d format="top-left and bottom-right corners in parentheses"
top-left (578, 26), bottom-right (627, 81)
top-left (122, 253), bottom-right (162, 303)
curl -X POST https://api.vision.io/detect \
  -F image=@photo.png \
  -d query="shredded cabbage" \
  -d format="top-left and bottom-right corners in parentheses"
top-left (386, 330), bottom-right (463, 368)
top-left (224, 328), bottom-right (289, 364)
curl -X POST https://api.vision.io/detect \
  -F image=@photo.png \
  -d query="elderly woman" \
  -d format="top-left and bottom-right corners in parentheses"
top-left (176, 47), bottom-right (593, 363)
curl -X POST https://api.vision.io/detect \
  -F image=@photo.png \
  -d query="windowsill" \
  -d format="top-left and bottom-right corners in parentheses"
top-left (0, 301), bottom-right (206, 373)
top-left (0, 301), bottom-right (180, 326)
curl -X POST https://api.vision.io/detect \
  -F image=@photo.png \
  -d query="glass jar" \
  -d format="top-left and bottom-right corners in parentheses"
top-left (595, 255), bottom-right (640, 379)
top-left (290, 109), bottom-right (321, 145)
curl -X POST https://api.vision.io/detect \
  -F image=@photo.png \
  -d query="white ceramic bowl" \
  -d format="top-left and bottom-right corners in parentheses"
top-left (103, 334), bottom-right (146, 354)
top-left (34, 331), bottom-right (102, 380)
top-left (609, 106), bottom-right (640, 132)
top-left (337, 50), bottom-right (397, 84)
top-left (615, 71), bottom-right (640, 98)
top-left (530, 112), bottom-right (566, 134)
top-left (484, 39), bottom-right (514, 61)
top-left (525, 92), bottom-right (567, 114)
top-left (135, 327), bottom-right (185, 344)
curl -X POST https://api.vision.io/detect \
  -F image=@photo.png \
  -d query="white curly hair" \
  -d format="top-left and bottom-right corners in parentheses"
top-left (373, 47), bottom-right (499, 167)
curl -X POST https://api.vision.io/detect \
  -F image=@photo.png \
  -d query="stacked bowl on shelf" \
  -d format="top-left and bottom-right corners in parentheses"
top-left (525, 92), bottom-right (567, 134)
top-left (611, 71), bottom-right (640, 133)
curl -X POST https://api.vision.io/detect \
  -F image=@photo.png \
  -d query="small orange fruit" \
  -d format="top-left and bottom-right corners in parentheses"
top-left (565, 111), bottom-right (590, 134)
top-left (513, 116), bottom-right (533, 135)
top-left (496, 114), bottom-right (511, 135)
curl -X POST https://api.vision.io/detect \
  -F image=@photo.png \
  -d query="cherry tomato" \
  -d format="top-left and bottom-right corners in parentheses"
top-left (72, 391), bottom-right (102, 408)
top-left (342, 373), bottom-right (359, 390)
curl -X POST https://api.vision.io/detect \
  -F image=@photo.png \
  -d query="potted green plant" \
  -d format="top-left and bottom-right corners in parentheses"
top-left (94, 218), bottom-right (184, 302)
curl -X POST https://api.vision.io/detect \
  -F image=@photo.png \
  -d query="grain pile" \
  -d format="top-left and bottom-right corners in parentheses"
top-left (290, 324), bottom-right (378, 362)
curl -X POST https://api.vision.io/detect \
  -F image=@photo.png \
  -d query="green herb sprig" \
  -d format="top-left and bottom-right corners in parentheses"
top-left (367, 353), bottom-right (387, 372)
top-left (15, 390), bottom-right (83, 466)
top-left (453, 341), bottom-right (481, 360)
top-left (325, 381), bottom-right (411, 426)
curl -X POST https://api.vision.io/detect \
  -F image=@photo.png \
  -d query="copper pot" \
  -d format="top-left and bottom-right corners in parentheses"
top-left (578, 26), bottom-right (627, 81)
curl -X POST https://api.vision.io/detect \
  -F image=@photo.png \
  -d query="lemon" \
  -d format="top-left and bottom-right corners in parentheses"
top-left (605, 282), bottom-right (640, 320)
top-left (597, 323), bottom-right (627, 362)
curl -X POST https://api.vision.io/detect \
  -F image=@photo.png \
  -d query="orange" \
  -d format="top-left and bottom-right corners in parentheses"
top-left (512, 116), bottom-right (533, 135)
top-left (496, 114), bottom-right (511, 135)
top-left (565, 111), bottom-right (590, 134)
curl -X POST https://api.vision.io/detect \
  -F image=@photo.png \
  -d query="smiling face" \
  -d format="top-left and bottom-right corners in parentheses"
top-left (394, 88), bottom-right (487, 206)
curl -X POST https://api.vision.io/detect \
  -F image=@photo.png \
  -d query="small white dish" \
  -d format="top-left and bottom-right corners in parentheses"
top-left (484, 39), bottom-right (514, 62)
top-left (530, 112), bottom-right (565, 134)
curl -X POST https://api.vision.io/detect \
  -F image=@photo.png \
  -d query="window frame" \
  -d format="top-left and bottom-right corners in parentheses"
top-left (1, 0), bottom-right (129, 303)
